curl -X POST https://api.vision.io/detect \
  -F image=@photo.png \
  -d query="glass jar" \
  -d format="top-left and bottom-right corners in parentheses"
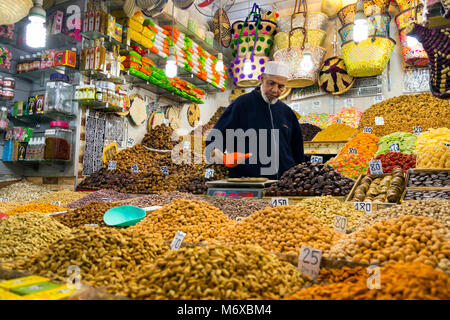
top-left (0, 107), bottom-right (9, 129)
top-left (87, 85), bottom-right (95, 100)
top-left (44, 74), bottom-right (74, 114)
top-left (2, 88), bottom-right (14, 100)
top-left (101, 88), bottom-right (107, 103)
top-left (95, 86), bottom-right (103, 102)
top-left (44, 121), bottom-right (73, 161)
top-left (3, 77), bottom-right (15, 89)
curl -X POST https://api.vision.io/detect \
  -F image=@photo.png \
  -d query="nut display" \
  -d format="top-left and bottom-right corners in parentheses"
top-left (299, 123), bottom-right (322, 141)
top-left (358, 93), bottom-right (450, 137)
top-left (218, 205), bottom-right (343, 254)
top-left (66, 189), bottom-right (130, 208)
top-left (328, 215), bottom-right (450, 274)
top-left (0, 202), bottom-right (24, 213)
top-left (5, 203), bottom-right (67, 216)
top-left (265, 162), bottom-right (355, 197)
top-left (118, 191), bottom-right (202, 207)
top-left (129, 200), bottom-right (233, 243)
top-left (0, 181), bottom-right (53, 203)
top-left (126, 244), bottom-right (311, 300)
top-left (349, 168), bottom-right (405, 203)
top-left (296, 196), bottom-right (365, 230)
top-left (286, 262), bottom-right (450, 300)
top-left (0, 212), bottom-right (71, 264)
top-left (204, 197), bottom-right (271, 220)
top-left (317, 266), bottom-right (366, 285)
top-left (404, 190), bottom-right (450, 200)
top-left (408, 171), bottom-right (449, 187)
top-left (141, 125), bottom-right (178, 150)
top-left (53, 202), bottom-right (117, 228)
top-left (12, 227), bottom-right (169, 297)
top-left (312, 123), bottom-right (357, 142)
top-left (33, 190), bottom-right (90, 206)
top-left (354, 199), bottom-right (450, 229)
top-left (414, 128), bottom-right (450, 169)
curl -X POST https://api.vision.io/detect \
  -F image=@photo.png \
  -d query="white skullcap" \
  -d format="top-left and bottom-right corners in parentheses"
top-left (264, 61), bottom-right (290, 78)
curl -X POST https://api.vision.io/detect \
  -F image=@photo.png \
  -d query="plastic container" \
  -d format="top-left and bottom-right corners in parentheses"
top-left (44, 121), bottom-right (73, 161)
top-left (44, 74), bottom-right (74, 114)
top-left (1, 88), bottom-right (14, 100)
top-left (0, 107), bottom-right (9, 129)
top-left (3, 77), bottom-right (15, 89)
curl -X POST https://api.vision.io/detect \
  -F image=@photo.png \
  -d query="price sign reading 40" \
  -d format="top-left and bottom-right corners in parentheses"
top-left (369, 160), bottom-right (383, 175)
top-left (334, 215), bottom-right (348, 234)
top-left (389, 143), bottom-right (400, 152)
top-left (298, 246), bottom-right (322, 280)
top-left (170, 231), bottom-right (187, 250)
top-left (354, 202), bottom-right (373, 214)
top-left (310, 155), bottom-right (323, 163)
top-left (271, 197), bottom-right (289, 207)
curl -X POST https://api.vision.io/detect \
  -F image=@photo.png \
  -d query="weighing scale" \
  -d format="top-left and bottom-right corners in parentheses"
top-left (206, 179), bottom-right (278, 198)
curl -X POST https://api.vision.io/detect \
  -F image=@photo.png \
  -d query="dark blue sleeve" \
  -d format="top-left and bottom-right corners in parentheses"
top-left (290, 111), bottom-right (305, 164)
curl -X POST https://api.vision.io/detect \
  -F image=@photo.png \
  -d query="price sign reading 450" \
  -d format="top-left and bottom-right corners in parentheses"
top-left (369, 160), bottom-right (383, 175)
top-left (170, 231), bottom-right (186, 250)
top-left (271, 197), bottom-right (289, 207)
top-left (298, 246), bottom-right (322, 280)
top-left (354, 202), bottom-right (373, 214)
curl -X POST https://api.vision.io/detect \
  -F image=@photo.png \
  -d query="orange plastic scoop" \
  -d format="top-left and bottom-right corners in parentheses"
top-left (222, 152), bottom-right (252, 168)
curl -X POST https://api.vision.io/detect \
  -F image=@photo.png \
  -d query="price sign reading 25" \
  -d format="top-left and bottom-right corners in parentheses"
top-left (298, 246), bottom-right (322, 280)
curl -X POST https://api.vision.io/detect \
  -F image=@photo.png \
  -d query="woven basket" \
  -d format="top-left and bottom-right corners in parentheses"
top-left (338, 1), bottom-right (389, 25)
top-left (395, 5), bottom-right (424, 30)
top-left (398, 29), bottom-right (429, 66)
top-left (229, 55), bottom-right (271, 87)
top-left (318, 56), bottom-right (355, 95)
top-left (339, 13), bottom-right (391, 42)
top-left (306, 29), bottom-right (327, 46)
top-left (213, 8), bottom-right (232, 48)
top-left (0, 0), bottom-right (32, 25)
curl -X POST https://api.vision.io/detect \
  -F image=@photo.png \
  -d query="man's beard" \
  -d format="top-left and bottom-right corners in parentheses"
top-left (261, 85), bottom-right (278, 105)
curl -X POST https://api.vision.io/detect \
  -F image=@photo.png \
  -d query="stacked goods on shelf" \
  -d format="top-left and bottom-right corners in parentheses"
top-left (299, 123), bottom-right (322, 141)
top-left (265, 162), bottom-right (355, 197)
top-left (374, 132), bottom-right (417, 157)
top-left (357, 93), bottom-right (450, 137)
top-left (414, 128), bottom-right (450, 168)
top-left (404, 169), bottom-right (450, 200)
top-left (312, 123), bottom-right (358, 141)
top-left (328, 106), bottom-right (363, 128)
top-left (347, 167), bottom-right (406, 203)
top-left (286, 262), bottom-right (450, 299)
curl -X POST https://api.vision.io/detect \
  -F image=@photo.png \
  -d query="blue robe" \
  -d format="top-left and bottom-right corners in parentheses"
top-left (206, 87), bottom-right (305, 179)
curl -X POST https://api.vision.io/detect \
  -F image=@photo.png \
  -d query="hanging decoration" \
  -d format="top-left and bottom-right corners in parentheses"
top-left (212, 8), bottom-right (232, 48)
top-left (318, 57), bottom-right (355, 95)
top-left (0, 0), bottom-right (33, 25)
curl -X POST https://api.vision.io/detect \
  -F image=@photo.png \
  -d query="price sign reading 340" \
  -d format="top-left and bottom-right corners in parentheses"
top-left (298, 246), bottom-right (322, 280)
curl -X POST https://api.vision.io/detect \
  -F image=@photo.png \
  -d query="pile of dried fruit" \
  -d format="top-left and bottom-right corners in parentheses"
top-left (358, 93), bottom-right (450, 137)
top-left (0, 212), bottom-right (71, 264)
top-left (13, 227), bottom-right (169, 297)
top-left (141, 125), bottom-right (178, 150)
top-left (126, 244), bottom-right (311, 300)
top-left (296, 196), bottom-right (365, 230)
top-left (338, 132), bottom-right (379, 159)
top-left (219, 205), bottom-right (343, 254)
top-left (0, 181), bottom-right (53, 202)
top-left (0, 202), bottom-right (23, 213)
top-left (53, 202), bottom-right (117, 228)
top-left (372, 152), bottom-right (416, 173)
top-left (299, 123), bottom-right (322, 141)
top-left (129, 200), bottom-right (232, 243)
top-left (414, 128), bottom-right (450, 168)
top-left (5, 203), bottom-right (66, 216)
top-left (204, 197), bottom-right (271, 220)
top-left (404, 190), bottom-right (450, 200)
top-left (312, 123), bottom-right (357, 142)
top-left (299, 113), bottom-right (330, 129)
top-left (118, 191), bottom-right (202, 207)
top-left (66, 189), bottom-right (130, 209)
top-left (408, 171), bottom-right (449, 187)
top-left (327, 154), bottom-right (370, 179)
top-left (33, 190), bottom-right (90, 206)
top-left (265, 162), bottom-right (355, 197)
top-left (375, 132), bottom-right (417, 157)
top-left (286, 262), bottom-right (450, 300)
top-left (328, 215), bottom-right (450, 274)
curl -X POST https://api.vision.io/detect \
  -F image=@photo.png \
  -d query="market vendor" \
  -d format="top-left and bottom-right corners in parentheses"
top-left (205, 61), bottom-right (305, 180)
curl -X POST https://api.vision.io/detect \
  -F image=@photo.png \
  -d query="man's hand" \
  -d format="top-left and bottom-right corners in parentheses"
top-left (210, 149), bottom-right (224, 163)
top-left (222, 152), bottom-right (252, 168)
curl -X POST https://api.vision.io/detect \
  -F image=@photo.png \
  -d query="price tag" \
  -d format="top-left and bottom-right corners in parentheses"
top-left (345, 98), bottom-right (354, 106)
top-left (84, 224), bottom-right (99, 227)
top-left (368, 160), bottom-right (383, 175)
top-left (363, 126), bottom-right (373, 133)
top-left (354, 202), bottom-right (373, 214)
top-left (413, 126), bottom-right (422, 136)
top-left (102, 198), bottom-right (112, 202)
top-left (389, 143), bottom-right (400, 152)
top-left (131, 164), bottom-right (139, 173)
top-left (375, 117), bottom-right (384, 125)
top-left (127, 138), bottom-right (135, 148)
top-left (170, 231), bottom-right (187, 250)
top-left (161, 166), bottom-right (169, 176)
top-left (348, 148), bottom-right (358, 154)
top-left (183, 141), bottom-right (191, 149)
top-left (333, 215), bottom-right (348, 234)
top-left (108, 161), bottom-right (117, 170)
top-left (205, 168), bottom-right (214, 179)
top-left (373, 95), bottom-right (384, 104)
top-left (312, 100), bottom-right (320, 111)
top-left (298, 246), bottom-right (322, 280)
top-left (0, 197), bottom-right (9, 202)
top-left (46, 210), bottom-right (68, 216)
top-left (162, 118), bottom-right (170, 126)
top-left (236, 217), bottom-right (244, 221)
top-left (51, 201), bottom-right (61, 206)
top-left (271, 197), bottom-right (289, 207)
top-left (310, 155), bottom-right (323, 163)
top-left (335, 118), bottom-right (342, 123)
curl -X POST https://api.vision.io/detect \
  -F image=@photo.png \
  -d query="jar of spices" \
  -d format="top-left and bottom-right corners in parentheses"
top-left (87, 85), bottom-right (95, 100)
top-left (3, 77), bottom-right (15, 89)
top-left (106, 89), bottom-right (113, 104)
top-left (44, 121), bottom-right (73, 161)
top-left (2, 88), bottom-right (14, 100)
top-left (95, 86), bottom-right (103, 102)
top-left (101, 88), bottom-right (107, 103)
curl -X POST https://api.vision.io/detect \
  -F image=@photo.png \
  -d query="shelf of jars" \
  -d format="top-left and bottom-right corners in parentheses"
top-left (15, 66), bottom-right (77, 82)
top-left (80, 70), bottom-right (126, 85)
top-left (0, 33), bottom-right (79, 53)
top-left (73, 99), bottom-right (124, 113)
top-left (7, 111), bottom-right (76, 125)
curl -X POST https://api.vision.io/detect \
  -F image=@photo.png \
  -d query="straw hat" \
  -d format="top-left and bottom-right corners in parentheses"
top-left (123, 0), bottom-right (141, 18)
top-left (318, 57), bottom-right (355, 95)
top-left (0, 0), bottom-right (33, 25)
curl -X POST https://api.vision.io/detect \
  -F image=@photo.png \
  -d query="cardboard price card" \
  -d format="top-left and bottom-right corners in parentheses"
top-left (333, 215), bottom-right (348, 234)
top-left (389, 143), bottom-right (400, 152)
top-left (363, 127), bottom-right (373, 133)
top-left (369, 160), bottom-right (383, 175)
top-left (298, 246), bottom-right (322, 280)
top-left (160, 166), bottom-right (169, 176)
top-left (348, 148), bottom-right (358, 154)
top-left (310, 155), bottom-right (323, 163)
top-left (131, 164), bottom-right (139, 173)
top-left (413, 126), bottom-right (422, 136)
top-left (205, 168), bottom-right (214, 179)
top-left (108, 161), bottom-right (117, 170)
top-left (51, 201), bottom-right (61, 206)
top-left (375, 117), bottom-right (384, 125)
top-left (354, 202), bottom-right (373, 214)
top-left (127, 138), bottom-right (135, 147)
top-left (271, 197), bottom-right (289, 207)
top-left (170, 231), bottom-right (187, 250)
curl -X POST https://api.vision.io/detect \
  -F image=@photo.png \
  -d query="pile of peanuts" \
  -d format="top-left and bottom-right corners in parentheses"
top-left (286, 262), bottom-right (450, 300)
top-left (33, 190), bottom-right (90, 207)
top-left (218, 205), bottom-right (343, 254)
top-left (0, 181), bottom-right (53, 202)
top-left (126, 244), bottom-right (311, 300)
top-left (13, 227), bottom-right (168, 297)
top-left (328, 215), bottom-right (450, 274)
top-left (53, 202), bottom-right (118, 228)
top-left (5, 203), bottom-right (66, 216)
top-left (0, 212), bottom-right (71, 264)
top-left (129, 200), bottom-right (233, 243)
top-left (0, 202), bottom-right (24, 213)
top-left (296, 196), bottom-right (366, 230)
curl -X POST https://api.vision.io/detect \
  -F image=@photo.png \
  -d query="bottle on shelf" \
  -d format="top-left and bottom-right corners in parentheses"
top-left (97, 38), bottom-right (106, 72)
top-left (30, 54), bottom-right (37, 71)
top-left (24, 55), bottom-right (31, 73)
top-left (36, 52), bottom-right (42, 70)
top-left (17, 56), bottom-right (24, 73)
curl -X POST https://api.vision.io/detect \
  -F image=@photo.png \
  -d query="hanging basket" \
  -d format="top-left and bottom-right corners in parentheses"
top-left (0, 0), bottom-right (33, 25)
top-left (229, 55), bottom-right (271, 87)
top-left (395, 5), bottom-right (424, 30)
top-left (318, 57), bottom-right (355, 95)
top-left (337, 1), bottom-right (389, 25)
top-left (213, 8), bottom-right (232, 48)
top-left (306, 29), bottom-right (327, 46)
top-left (398, 28), bottom-right (429, 66)
top-left (339, 13), bottom-right (391, 42)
